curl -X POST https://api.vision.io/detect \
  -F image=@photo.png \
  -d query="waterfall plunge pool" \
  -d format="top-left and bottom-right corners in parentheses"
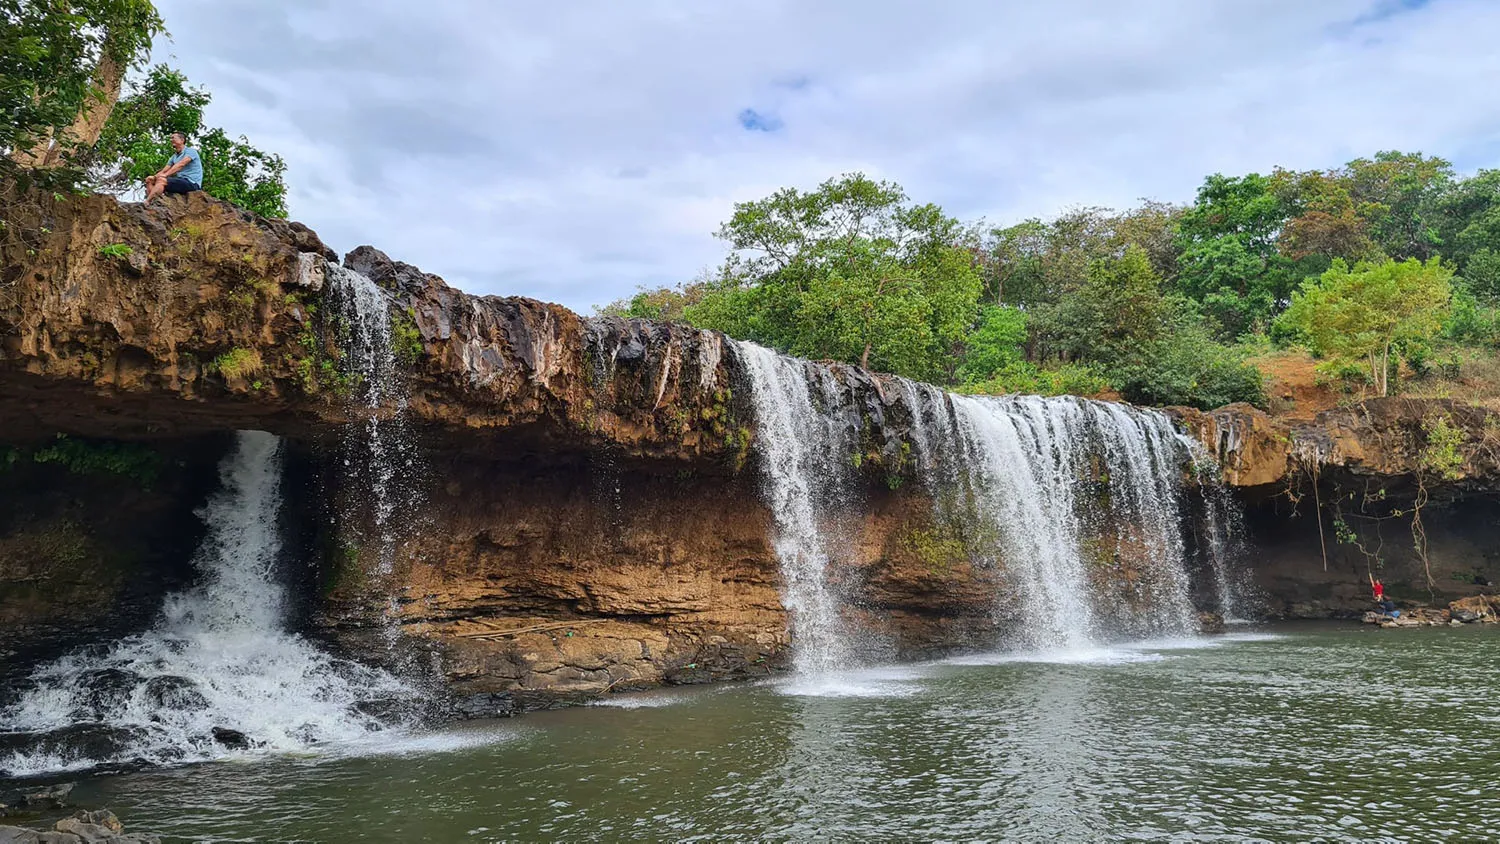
top-left (43, 624), bottom-right (1500, 842)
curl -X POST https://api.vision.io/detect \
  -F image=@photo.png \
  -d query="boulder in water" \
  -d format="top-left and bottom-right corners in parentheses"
top-left (0, 810), bottom-right (158, 844)
top-left (139, 676), bottom-right (208, 712)
top-left (210, 727), bottom-right (251, 750)
top-left (0, 782), bottom-right (73, 813)
top-left (0, 725), bottom-right (151, 773)
top-left (67, 813), bottom-right (120, 835)
top-left (1197, 612), bottom-right (1225, 634)
top-left (78, 669), bottom-right (138, 717)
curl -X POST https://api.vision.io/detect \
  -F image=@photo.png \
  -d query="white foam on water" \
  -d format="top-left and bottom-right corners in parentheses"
top-left (776, 665), bottom-right (927, 698)
top-left (0, 432), bottom-right (412, 777)
top-left (592, 694), bottom-right (697, 710)
top-left (942, 646), bottom-right (1168, 667)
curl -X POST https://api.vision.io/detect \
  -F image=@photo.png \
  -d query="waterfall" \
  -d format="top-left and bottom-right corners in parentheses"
top-left (733, 341), bottom-right (861, 675)
top-left (0, 432), bottom-right (409, 777)
top-left (931, 394), bottom-right (1205, 646)
top-left (325, 265), bottom-right (415, 578)
top-left (1195, 468), bottom-right (1260, 623)
top-left (734, 342), bottom-right (1239, 665)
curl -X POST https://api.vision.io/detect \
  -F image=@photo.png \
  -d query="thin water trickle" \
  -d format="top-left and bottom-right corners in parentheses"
top-left (0, 432), bottom-right (409, 777)
top-left (325, 265), bottom-right (414, 579)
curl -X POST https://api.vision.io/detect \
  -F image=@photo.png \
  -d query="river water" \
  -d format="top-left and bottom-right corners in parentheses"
top-left (60, 625), bottom-right (1499, 842)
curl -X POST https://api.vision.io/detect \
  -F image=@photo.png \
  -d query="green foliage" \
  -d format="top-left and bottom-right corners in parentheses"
top-left (962, 361), bottom-right (1109, 398)
top-left (1108, 322), bottom-right (1267, 409)
top-left (1420, 415), bottom-right (1465, 481)
top-left (97, 241), bottom-right (132, 257)
top-left (597, 281), bottom-right (706, 321)
top-left (91, 64), bottom-right (288, 217)
top-left (1444, 283), bottom-right (1500, 347)
top-left (1462, 247), bottom-right (1500, 303)
top-left (392, 307), bottom-right (424, 364)
top-left (208, 347), bottom-right (263, 380)
top-left (1278, 257), bottom-right (1453, 396)
top-left (683, 173), bottom-right (983, 382)
top-left (26, 433), bottom-right (159, 485)
top-left (1172, 173), bottom-right (1303, 339)
top-left (590, 149), bottom-right (1500, 410)
top-left (1345, 151), bottom-right (1453, 261)
top-left (958, 304), bottom-right (1027, 383)
top-left (0, 0), bottom-right (163, 176)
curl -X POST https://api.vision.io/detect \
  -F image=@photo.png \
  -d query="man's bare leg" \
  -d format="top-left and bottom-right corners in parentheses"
top-left (144, 176), bottom-right (164, 203)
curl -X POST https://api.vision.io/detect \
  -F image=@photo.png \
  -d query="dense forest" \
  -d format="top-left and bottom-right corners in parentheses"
top-left (602, 158), bottom-right (1500, 411)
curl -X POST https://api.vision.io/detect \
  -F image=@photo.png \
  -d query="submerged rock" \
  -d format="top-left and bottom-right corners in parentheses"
top-left (140, 677), bottom-right (208, 712)
top-left (0, 783), bottom-right (72, 814)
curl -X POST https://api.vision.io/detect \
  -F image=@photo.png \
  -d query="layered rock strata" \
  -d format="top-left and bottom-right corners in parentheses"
top-left (4, 190), bottom-right (1498, 707)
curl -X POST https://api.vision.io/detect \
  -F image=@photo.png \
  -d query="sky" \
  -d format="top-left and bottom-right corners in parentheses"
top-left (149, 0), bottom-right (1500, 313)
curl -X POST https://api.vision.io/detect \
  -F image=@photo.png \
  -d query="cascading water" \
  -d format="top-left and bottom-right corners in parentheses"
top-left (931, 394), bottom-right (1204, 646)
top-left (325, 264), bottom-right (416, 579)
top-left (733, 341), bottom-right (861, 675)
top-left (0, 432), bottom-right (409, 777)
top-left (735, 342), bottom-right (1246, 664)
top-left (1194, 466), bottom-right (1260, 623)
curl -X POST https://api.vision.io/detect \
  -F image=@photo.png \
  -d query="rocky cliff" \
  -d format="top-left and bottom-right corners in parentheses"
top-left (3, 190), bottom-right (1497, 708)
top-left (0, 190), bottom-right (978, 708)
top-left (1172, 399), bottom-right (1500, 616)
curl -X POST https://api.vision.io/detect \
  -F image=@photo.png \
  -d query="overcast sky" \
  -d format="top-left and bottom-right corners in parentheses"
top-left (149, 0), bottom-right (1499, 312)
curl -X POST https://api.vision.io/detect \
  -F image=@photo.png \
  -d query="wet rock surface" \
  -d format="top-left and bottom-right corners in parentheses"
top-left (0, 810), bottom-right (158, 844)
top-left (6, 189), bottom-right (1500, 708)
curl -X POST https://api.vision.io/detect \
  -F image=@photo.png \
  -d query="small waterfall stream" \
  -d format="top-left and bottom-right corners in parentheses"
top-left (0, 432), bottom-right (409, 777)
top-left (1, 263), bottom-right (422, 778)
top-left (326, 264), bottom-right (416, 578)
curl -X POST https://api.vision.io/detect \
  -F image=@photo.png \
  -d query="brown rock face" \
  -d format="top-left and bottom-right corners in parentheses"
top-left (0, 191), bottom-right (985, 706)
top-left (6, 189), bottom-right (1499, 709)
top-left (1172, 399), bottom-right (1500, 496)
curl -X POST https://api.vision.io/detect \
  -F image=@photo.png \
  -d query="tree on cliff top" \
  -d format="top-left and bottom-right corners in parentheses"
top-left (1278, 257), bottom-right (1453, 397)
top-left (684, 173), bottom-right (982, 381)
top-left (91, 64), bottom-right (288, 218)
top-left (1, 0), bottom-right (162, 174)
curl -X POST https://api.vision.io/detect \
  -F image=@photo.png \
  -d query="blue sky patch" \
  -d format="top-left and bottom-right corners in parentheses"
top-left (738, 108), bottom-right (784, 132)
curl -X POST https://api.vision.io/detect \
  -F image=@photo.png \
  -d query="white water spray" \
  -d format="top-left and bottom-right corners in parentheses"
top-left (735, 342), bottom-right (1237, 665)
top-left (0, 432), bottom-right (409, 777)
top-left (733, 341), bottom-right (860, 675)
top-left (326, 264), bottom-right (414, 578)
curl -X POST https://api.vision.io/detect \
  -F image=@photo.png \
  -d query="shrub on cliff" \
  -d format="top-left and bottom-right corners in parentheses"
top-left (1278, 257), bottom-right (1453, 397)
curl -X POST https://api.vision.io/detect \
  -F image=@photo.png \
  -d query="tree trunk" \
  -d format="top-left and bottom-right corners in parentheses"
top-left (10, 35), bottom-right (125, 170)
top-left (860, 342), bottom-right (872, 370)
top-left (42, 47), bottom-right (124, 167)
top-left (1381, 345), bottom-right (1391, 397)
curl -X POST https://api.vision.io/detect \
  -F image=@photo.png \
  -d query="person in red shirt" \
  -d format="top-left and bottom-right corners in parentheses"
top-left (1372, 578), bottom-right (1385, 601)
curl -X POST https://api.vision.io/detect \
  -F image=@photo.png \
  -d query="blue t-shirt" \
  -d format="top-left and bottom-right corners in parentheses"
top-left (169, 147), bottom-right (203, 186)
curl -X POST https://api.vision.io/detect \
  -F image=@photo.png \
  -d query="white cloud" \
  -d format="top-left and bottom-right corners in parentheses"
top-left (149, 0), bottom-right (1500, 311)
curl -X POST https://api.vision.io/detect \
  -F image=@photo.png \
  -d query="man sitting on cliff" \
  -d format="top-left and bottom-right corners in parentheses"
top-left (143, 132), bottom-right (203, 203)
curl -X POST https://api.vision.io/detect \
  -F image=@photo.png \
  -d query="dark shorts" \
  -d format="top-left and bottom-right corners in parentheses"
top-left (164, 176), bottom-right (200, 194)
